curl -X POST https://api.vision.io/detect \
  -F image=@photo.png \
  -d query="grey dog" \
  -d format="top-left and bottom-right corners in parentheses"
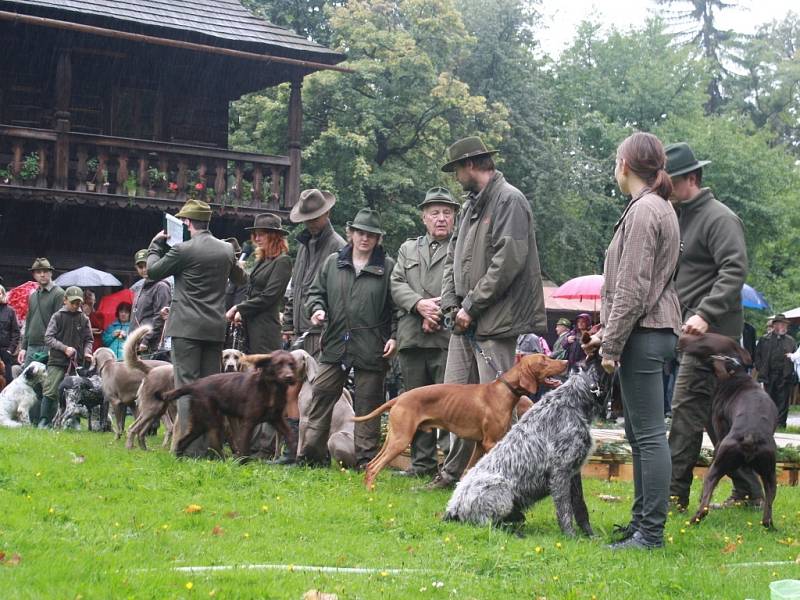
top-left (443, 354), bottom-right (611, 536)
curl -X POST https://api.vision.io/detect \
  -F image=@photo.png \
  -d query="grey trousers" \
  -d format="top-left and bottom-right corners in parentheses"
top-left (171, 336), bottom-right (223, 458)
top-left (298, 362), bottom-right (385, 467)
top-left (398, 347), bottom-right (448, 473)
top-left (619, 330), bottom-right (677, 543)
top-left (439, 335), bottom-right (516, 481)
top-left (668, 353), bottom-right (764, 505)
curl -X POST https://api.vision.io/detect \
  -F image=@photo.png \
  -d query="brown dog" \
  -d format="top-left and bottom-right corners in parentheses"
top-left (679, 332), bottom-right (778, 529)
top-left (162, 350), bottom-right (297, 459)
top-left (356, 353), bottom-right (568, 488)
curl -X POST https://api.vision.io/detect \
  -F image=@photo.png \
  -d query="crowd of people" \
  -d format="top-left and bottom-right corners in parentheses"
top-left (0, 134), bottom-right (798, 552)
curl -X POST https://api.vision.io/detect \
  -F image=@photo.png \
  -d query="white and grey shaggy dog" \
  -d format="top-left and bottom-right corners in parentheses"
top-left (443, 353), bottom-right (611, 536)
top-left (0, 362), bottom-right (47, 427)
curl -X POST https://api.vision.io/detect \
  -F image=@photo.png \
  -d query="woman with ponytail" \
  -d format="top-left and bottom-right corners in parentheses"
top-left (587, 132), bottom-right (682, 550)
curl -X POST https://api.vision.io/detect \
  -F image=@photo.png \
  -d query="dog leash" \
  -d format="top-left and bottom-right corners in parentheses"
top-left (464, 330), bottom-right (528, 398)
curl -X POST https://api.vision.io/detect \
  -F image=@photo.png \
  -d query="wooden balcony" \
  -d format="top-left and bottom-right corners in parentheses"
top-left (0, 124), bottom-right (293, 217)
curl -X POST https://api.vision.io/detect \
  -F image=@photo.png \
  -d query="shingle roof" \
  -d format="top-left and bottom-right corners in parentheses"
top-left (5, 0), bottom-right (343, 63)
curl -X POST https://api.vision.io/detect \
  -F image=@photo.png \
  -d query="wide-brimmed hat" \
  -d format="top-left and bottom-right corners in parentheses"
top-left (175, 199), bottom-right (212, 221)
top-left (346, 208), bottom-right (385, 235)
top-left (30, 257), bottom-right (54, 272)
top-left (134, 249), bottom-right (148, 265)
top-left (417, 186), bottom-right (461, 210)
top-left (441, 136), bottom-right (499, 173)
top-left (65, 286), bottom-right (84, 303)
top-left (665, 142), bottom-right (711, 178)
top-left (556, 318), bottom-right (572, 328)
top-left (224, 237), bottom-right (243, 258)
top-left (290, 188), bottom-right (336, 223)
top-left (772, 313), bottom-right (790, 325)
top-left (245, 213), bottom-right (289, 235)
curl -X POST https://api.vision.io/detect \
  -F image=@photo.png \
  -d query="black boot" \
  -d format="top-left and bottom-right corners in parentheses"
top-left (274, 418), bottom-right (300, 465)
top-left (37, 397), bottom-right (55, 429)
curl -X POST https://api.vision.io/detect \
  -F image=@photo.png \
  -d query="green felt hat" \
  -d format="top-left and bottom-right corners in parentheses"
top-left (441, 136), bottom-right (498, 172)
top-left (30, 257), bottom-right (54, 271)
top-left (665, 142), bottom-right (711, 177)
top-left (245, 213), bottom-right (289, 235)
top-left (175, 199), bottom-right (212, 221)
top-left (417, 186), bottom-right (461, 210)
top-left (347, 208), bottom-right (385, 235)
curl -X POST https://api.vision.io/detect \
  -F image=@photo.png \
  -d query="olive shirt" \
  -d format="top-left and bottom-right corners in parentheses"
top-left (305, 244), bottom-right (396, 371)
top-left (600, 188), bottom-right (682, 362)
top-left (674, 187), bottom-right (747, 339)
top-left (391, 233), bottom-right (451, 351)
top-left (20, 282), bottom-right (65, 352)
top-left (237, 254), bottom-right (292, 353)
top-left (441, 171), bottom-right (547, 339)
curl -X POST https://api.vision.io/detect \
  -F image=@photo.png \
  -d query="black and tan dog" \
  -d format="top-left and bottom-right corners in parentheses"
top-left (679, 332), bottom-right (778, 529)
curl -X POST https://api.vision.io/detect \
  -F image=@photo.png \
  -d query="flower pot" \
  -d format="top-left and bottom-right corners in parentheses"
top-left (127, 188), bottom-right (137, 198)
top-left (86, 182), bottom-right (96, 192)
top-left (147, 189), bottom-right (157, 198)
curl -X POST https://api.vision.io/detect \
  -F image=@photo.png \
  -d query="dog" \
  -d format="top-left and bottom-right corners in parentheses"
top-left (161, 350), bottom-right (297, 459)
top-left (124, 326), bottom-right (176, 450)
top-left (679, 332), bottom-right (778, 529)
top-left (52, 374), bottom-right (106, 431)
top-left (222, 348), bottom-right (245, 373)
top-left (93, 331), bottom-right (170, 440)
top-left (443, 350), bottom-right (611, 536)
top-left (0, 362), bottom-right (47, 427)
top-left (357, 353), bottom-right (568, 489)
top-left (292, 349), bottom-right (356, 468)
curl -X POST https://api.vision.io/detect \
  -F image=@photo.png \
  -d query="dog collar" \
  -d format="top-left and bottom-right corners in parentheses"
top-left (498, 376), bottom-right (529, 398)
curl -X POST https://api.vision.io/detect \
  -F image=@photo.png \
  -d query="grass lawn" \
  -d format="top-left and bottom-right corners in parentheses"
top-left (1, 428), bottom-right (798, 599)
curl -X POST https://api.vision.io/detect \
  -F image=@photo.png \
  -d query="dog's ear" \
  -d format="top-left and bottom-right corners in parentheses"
top-left (518, 360), bottom-right (540, 395)
top-left (241, 353), bottom-right (272, 368)
top-left (303, 351), bottom-right (319, 382)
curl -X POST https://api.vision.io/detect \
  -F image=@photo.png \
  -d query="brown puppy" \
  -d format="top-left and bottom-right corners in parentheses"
top-left (356, 353), bottom-right (568, 488)
top-left (162, 350), bottom-right (297, 460)
top-left (93, 336), bottom-right (170, 439)
top-left (679, 332), bottom-right (778, 529)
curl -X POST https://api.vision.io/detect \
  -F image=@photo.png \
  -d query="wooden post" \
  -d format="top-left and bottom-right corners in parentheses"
top-left (117, 153), bottom-right (129, 195)
top-left (269, 166), bottom-right (282, 210)
top-left (11, 143), bottom-right (23, 179)
top-left (253, 165), bottom-right (263, 207)
top-left (76, 145), bottom-right (88, 191)
top-left (214, 160), bottom-right (226, 203)
top-left (53, 50), bottom-right (72, 190)
top-left (177, 159), bottom-right (188, 200)
top-left (36, 143), bottom-right (47, 188)
top-left (286, 75), bottom-right (303, 209)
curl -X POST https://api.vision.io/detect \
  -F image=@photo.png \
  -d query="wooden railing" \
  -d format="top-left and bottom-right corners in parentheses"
top-left (0, 124), bottom-right (291, 211)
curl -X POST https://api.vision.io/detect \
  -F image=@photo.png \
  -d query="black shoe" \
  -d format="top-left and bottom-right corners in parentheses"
top-left (422, 472), bottom-right (456, 490)
top-left (607, 531), bottom-right (664, 551)
top-left (610, 522), bottom-right (637, 542)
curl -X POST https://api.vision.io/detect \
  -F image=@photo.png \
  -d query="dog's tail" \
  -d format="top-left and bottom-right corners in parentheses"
top-left (159, 386), bottom-right (190, 404)
top-left (125, 326), bottom-right (154, 375)
top-left (351, 398), bottom-right (397, 423)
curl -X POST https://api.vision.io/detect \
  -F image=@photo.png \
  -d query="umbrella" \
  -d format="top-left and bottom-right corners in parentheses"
top-left (97, 289), bottom-right (134, 331)
top-left (55, 266), bottom-right (122, 288)
top-left (6, 280), bottom-right (38, 322)
top-left (551, 274), bottom-right (604, 301)
top-left (742, 284), bottom-right (769, 311)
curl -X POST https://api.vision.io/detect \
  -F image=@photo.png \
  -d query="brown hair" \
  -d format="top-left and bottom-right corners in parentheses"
top-left (465, 154), bottom-right (495, 172)
top-left (617, 132), bottom-right (672, 200)
top-left (253, 231), bottom-right (289, 260)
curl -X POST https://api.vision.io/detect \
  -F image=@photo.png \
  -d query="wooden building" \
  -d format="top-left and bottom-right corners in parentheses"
top-left (0, 0), bottom-right (345, 286)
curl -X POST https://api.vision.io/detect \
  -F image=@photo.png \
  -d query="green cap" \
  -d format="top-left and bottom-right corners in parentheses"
top-left (665, 142), bottom-right (711, 177)
top-left (175, 199), bottom-right (212, 221)
top-left (65, 286), bottom-right (84, 303)
top-left (441, 136), bottom-right (498, 172)
top-left (346, 208), bottom-right (385, 235)
top-left (134, 249), bottom-right (148, 265)
top-left (556, 318), bottom-right (572, 328)
top-left (418, 186), bottom-right (460, 210)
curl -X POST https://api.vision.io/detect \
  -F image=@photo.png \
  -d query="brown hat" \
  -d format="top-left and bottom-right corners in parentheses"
top-left (65, 286), bottom-right (84, 303)
top-left (224, 237), bottom-right (243, 258)
top-left (134, 249), bottom-right (148, 265)
top-left (175, 199), bottom-right (212, 221)
top-left (772, 313), bottom-right (790, 325)
top-left (290, 188), bottom-right (336, 223)
top-left (30, 257), bottom-right (54, 272)
top-left (441, 136), bottom-right (499, 172)
top-left (245, 213), bottom-right (289, 235)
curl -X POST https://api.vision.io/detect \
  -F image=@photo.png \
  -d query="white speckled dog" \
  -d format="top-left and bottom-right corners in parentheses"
top-left (443, 352), bottom-right (611, 536)
top-left (0, 362), bottom-right (47, 427)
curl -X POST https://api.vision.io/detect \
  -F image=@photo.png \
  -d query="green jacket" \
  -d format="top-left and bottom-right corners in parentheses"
top-left (441, 171), bottom-right (547, 339)
top-left (147, 230), bottom-right (247, 343)
top-left (283, 222), bottom-right (346, 335)
top-left (754, 333), bottom-right (796, 382)
top-left (306, 244), bottom-right (396, 371)
top-left (44, 307), bottom-right (92, 367)
top-left (21, 283), bottom-right (65, 351)
top-left (675, 188), bottom-right (747, 339)
top-left (391, 234), bottom-right (451, 351)
top-left (238, 254), bottom-right (292, 353)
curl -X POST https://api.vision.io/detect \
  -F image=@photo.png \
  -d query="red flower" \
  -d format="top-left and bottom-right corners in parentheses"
top-left (168, 182), bottom-right (178, 191)
top-left (195, 182), bottom-right (205, 191)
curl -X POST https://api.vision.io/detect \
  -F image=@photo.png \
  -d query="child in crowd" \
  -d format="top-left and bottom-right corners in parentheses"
top-left (102, 302), bottom-right (132, 360)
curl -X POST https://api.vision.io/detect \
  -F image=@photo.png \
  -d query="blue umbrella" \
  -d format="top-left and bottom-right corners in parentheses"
top-left (742, 284), bottom-right (769, 310)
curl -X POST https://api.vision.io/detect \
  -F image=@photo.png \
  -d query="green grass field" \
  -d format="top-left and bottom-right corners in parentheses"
top-left (0, 428), bottom-right (798, 599)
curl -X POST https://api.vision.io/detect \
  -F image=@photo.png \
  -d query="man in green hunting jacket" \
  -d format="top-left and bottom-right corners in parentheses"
top-left (390, 186), bottom-right (460, 478)
top-left (665, 142), bottom-right (764, 510)
top-left (298, 208), bottom-right (397, 469)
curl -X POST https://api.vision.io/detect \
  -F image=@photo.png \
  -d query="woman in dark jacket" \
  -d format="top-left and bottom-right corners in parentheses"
top-left (226, 213), bottom-right (292, 354)
top-left (0, 285), bottom-right (21, 381)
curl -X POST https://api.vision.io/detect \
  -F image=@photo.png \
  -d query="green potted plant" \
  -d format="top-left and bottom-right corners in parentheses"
top-left (85, 157), bottom-right (99, 191)
top-left (0, 165), bottom-right (11, 185)
top-left (124, 170), bottom-right (138, 198)
top-left (146, 167), bottom-right (167, 197)
top-left (20, 152), bottom-right (40, 185)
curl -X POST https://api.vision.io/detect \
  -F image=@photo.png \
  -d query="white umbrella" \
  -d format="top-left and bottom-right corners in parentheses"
top-left (55, 266), bottom-right (122, 287)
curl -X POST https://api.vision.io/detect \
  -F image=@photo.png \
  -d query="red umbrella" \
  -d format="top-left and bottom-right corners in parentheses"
top-left (6, 280), bottom-right (38, 322)
top-left (551, 274), bottom-right (604, 301)
top-left (97, 289), bottom-right (134, 331)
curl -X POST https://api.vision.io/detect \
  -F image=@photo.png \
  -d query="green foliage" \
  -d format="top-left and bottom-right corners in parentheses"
top-left (20, 152), bottom-right (40, 181)
top-left (146, 167), bottom-right (167, 189)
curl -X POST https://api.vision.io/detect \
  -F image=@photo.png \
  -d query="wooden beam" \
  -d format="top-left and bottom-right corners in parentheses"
top-left (0, 10), bottom-right (353, 74)
top-left (286, 76), bottom-right (302, 208)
